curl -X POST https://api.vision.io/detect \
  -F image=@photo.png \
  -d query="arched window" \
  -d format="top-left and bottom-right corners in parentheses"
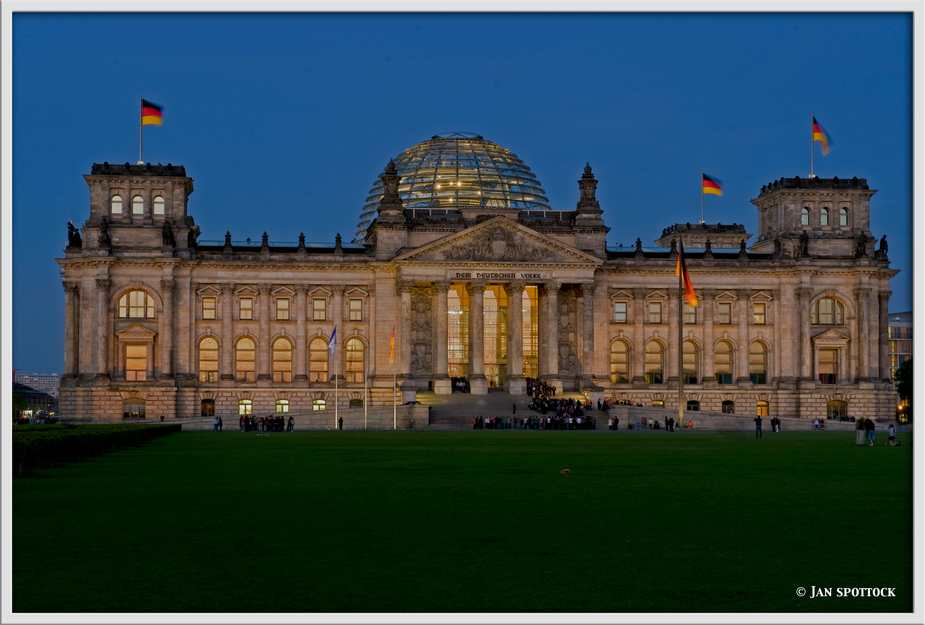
top-left (123, 398), bottom-right (146, 419)
top-left (801, 207), bottom-right (810, 226)
top-left (682, 340), bottom-right (699, 384)
top-left (238, 399), bottom-right (252, 415)
top-left (652, 400), bottom-right (664, 408)
top-left (839, 207), bottom-right (848, 226)
top-left (811, 298), bottom-right (845, 325)
top-left (820, 207), bottom-right (829, 226)
top-left (345, 338), bottom-right (365, 383)
top-left (686, 400), bottom-right (700, 411)
top-left (153, 196), bottom-right (165, 215)
top-left (714, 341), bottom-right (734, 384)
top-left (276, 399), bottom-right (290, 413)
top-left (309, 338), bottom-right (329, 383)
top-left (119, 290), bottom-right (155, 318)
top-left (645, 341), bottom-right (663, 384)
top-left (201, 399), bottom-right (215, 417)
top-left (111, 195), bottom-right (123, 214)
top-left (272, 337), bottom-right (292, 382)
top-left (749, 342), bottom-right (768, 384)
top-left (756, 401), bottom-right (769, 416)
top-left (610, 340), bottom-right (629, 383)
top-left (199, 337), bottom-right (218, 382)
top-left (132, 195), bottom-right (144, 215)
top-left (235, 338), bottom-right (256, 382)
top-left (722, 400), bottom-right (735, 414)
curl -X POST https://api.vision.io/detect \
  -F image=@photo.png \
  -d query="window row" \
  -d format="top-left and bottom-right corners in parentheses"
top-left (801, 206), bottom-right (849, 227)
top-left (197, 336), bottom-right (366, 383)
top-left (110, 194), bottom-right (166, 216)
top-left (613, 301), bottom-right (767, 325)
top-left (200, 398), bottom-right (332, 416)
top-left (609, 339), bottom-right (769, 385)
top-left (201, 296), bottom-right (363, 321)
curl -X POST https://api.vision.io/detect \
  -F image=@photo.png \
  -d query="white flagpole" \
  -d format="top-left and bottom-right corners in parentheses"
top-left (678, 235), bottom-right (685, 428)
top-left (364, 346), bottom-right (368, 430)
top-left (700, 171), bottom-right (704, 224)
top-left (811, 112), bottom-right (814, 178)
top-left (138, 96), bottom-right (143, 165)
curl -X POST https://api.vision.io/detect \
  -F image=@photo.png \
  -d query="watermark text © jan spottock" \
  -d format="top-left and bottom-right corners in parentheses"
top-left (796, 586), bottom-right (896, 599)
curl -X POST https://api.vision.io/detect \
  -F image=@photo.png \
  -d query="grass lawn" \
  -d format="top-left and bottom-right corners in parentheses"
top-left (13, 429), bottom-right (913, 613)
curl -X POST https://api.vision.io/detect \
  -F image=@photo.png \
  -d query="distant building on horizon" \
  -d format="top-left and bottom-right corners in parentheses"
top-left (888, 311), bottom-right (912, 380)
top-left (14, 373), bottom-right (61, 399)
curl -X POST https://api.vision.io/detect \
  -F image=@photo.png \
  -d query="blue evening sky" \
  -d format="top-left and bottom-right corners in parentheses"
top-left (10, 12), bottom-right (914, 374)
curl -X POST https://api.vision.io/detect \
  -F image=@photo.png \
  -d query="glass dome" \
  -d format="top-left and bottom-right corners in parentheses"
top-left (355, 132), bottom-right (550, 241)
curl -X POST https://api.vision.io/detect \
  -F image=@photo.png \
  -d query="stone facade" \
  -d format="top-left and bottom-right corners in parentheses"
top-left (58, 157), bottom-right (898, 423)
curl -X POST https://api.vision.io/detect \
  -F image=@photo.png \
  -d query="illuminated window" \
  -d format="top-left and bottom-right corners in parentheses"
top-left (652, 400), bottom-right (664, 408)
top-left (132, 195), bottom-right (144, 215)
top-left (801, 207), bottom-right (810, 226)
top-left (313, 298), bottom-right (326, 321)
top-left (235, 338), bottom-right (256, 382)
top-left (753, 302), bottom-right (766, 325)
top-left (123, 398), bottom-right (146, 419)
top-left (111, 195), bottom-right (123, 214)
top-left (276, 399), bottom-right (290, 413)
top-left (125, 344), bottom-right (147, 381)
top-left (202, 296), bottom-right (216, 320)
top-left (648, 301), bottom-right (662, 324)
top-left (839, 207), bottom-right (848, 226)
top-left (684, 303), bottom-right (696, 324)
top-left (749, 342), bottom-right (768, 384)
top-left (756, 401), bottom-right (769, 417)
top-left (820, 207), bottom-right (829, 226)
top-left (276, 298), bottom-right (290, 321)
top-left (119, 291), bottom-right (155, 319)
top-left (448, 286), bottom-right (470, 379)
top-left (818, 348), bottom-right (837, 384)
top-left (153, 196), bottom-right (165, 215)
top-left (272, 337), bottom-right (292, 382)
top-left (610, 340), bottom-right (629, 383)
top-left (346, 338), bottom-right (365, 383)
top-left (522, 286), bottom-right (538, 379)
top-left (722, 400), bottom-right (735, 414)
top-left (198, 337), bottom-right (218, 382)
top-left (718, 302), bottom-right (732, 325)
top-left (239, 297), bottom-right (253, 320)
top-left (811, 298), bottom-right (844, 325)
top-left (309, 338), bottom-right (329, 383)
top-left (201, 399), bottom-right (215, 417)
top-left (349, 299), bottom-right (363, 321)
top-left (613, 302), bottom-right (627, 323)
top-left (312, 399), bottom-right (326, 411)
top-left (715, 341), bottom-right (733, 384)
top-left (238, 399), bottom-right (252, 415)
top-left (682, 340), bottom-right (698, 384)
top-left (645, 341), bottom-right (663, 384)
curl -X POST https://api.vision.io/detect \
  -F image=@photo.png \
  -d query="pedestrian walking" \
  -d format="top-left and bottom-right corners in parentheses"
top-left (865, 418), bottom-right (876, 446)
top-left (855, 417), bottom-right (866, 446)
top-left (212, 417), bottom-right (219, 432)
top-left (338, 416), bottom-right (344, 431)
top-left (218, 416), bottom-right (223, 431)
top-left (754, 415), bottom-right (763, 438)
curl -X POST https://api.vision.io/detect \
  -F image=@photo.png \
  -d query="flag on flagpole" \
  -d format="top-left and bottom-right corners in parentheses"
top-left (328, 326), bottom-right (337, 354)
top-left (141, 99), bottom-right (163, 126)
top-left (812, 116), bottom-right (831, 155)
top-left (389, 328), bottom-right (395, 364)
top-left (676, 239), bottom-right (697, 307)
top-left (702, 173), bottom-right (723, 196)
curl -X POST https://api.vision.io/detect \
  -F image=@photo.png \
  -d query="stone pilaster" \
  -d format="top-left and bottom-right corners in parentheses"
top-left (175, 275), bottom-right (191, 379)
top-left (736, 289), bottom-right (751, 384)
top-left (797, 287), bottom-right (814, 382)
top-left (257, 284), bottom-right (272, 382)
top-left (95, 277), bottom-right (111, 382)
top-left (294, 285), bottom-right (308, 381)
top-left (434, 281), bottom-right (452, 394)
top-left (543, 280), bottom-right (561, 393)
top-left (632, 287), bottom-right (646, 386)
top-left (667, 291), bottom-right (679, 386)
top-left (701, 289), bottom-right (716, 387)
top-left (397, 280), bottom-right (414, 379)
top-left (62, 282), bottom-right (79, 378)
top-left (878, 290), bottom-right (891, 382)
top-left (466, 281), bottom-right (488, 394)
top-left (220, 283), bottom-right (234, 381)
top-left (332, 285), bottom-right (345, 382)
top-left (579, 282), bottom-right (595, 388)
top-left (504, 281), bottom-right (526, 395)
top-left (855, 286), bottom-right (871, 380)
top-left (160, 279), bottom-right (175, 378)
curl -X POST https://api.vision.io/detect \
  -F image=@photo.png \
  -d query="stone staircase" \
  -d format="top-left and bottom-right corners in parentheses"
top-left (419, 389), bottom-right (593, 429)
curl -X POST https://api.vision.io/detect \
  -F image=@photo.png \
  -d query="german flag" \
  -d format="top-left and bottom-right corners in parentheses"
top-left (141, 99), bottom-right (163, 126)
top-left (675, 238), bottom-right (697, 307)
top-left (389, 328), bottom-right (395, 365)
top-left (702, 173), bottom-right (722, 196)
top-left (812, 116), bottom-right (830, 155)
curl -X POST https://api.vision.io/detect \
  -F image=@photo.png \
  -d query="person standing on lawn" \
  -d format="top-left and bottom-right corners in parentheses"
top-left (888, 423), bottom-right (896, 446)
top-left (754, 415), bottom-right (762, 438)
top-left (856, 417), bottom-right (866, 446)
top-left (865, 417), bottom-right (876, 446)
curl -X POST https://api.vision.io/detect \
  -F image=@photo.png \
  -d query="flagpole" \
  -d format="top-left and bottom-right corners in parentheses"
top-left (700, 171), bottom-right (704, 224)
top-left (364, 335), bottom-right (368, 431)
top-left (335, 340), bottom-right (339, 430)
top-left (810, 112), bottom-right (814, 178)
top-left (138, 96), bottom-right (143, 165)
top-left (678, 235), bottom-right (685, 428)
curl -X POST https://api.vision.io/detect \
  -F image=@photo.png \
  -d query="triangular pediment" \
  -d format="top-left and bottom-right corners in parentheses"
top-left (115, 323), bottom-right (157, 340)
top-left (813, 328), bottom-right (850, 344)
top-left (393, 217), bottom-right (602, 265)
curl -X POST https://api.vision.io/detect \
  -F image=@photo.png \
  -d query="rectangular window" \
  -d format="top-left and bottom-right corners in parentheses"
top-left (125, 344), bottom-right (147, 381)
top-left (718, 302), bottom-right (732, 325)
top-left (276, 298), bottom-right (290, 321)
top-left (684, 303), bottom-right (696, 325)
top-left (313, 298), bottom-right (326, 321)
top-left (349, 298), bottom-right (363, 321)
top-left (312, 399), bottom-right (326, 411)
top-left (613, 302), bottom-right (627, 323)
top-left (648, 301), bottom-right (662, 324)
top-left (753, 302), bottom-right (766, 325)
top-left (239, 297), bottom-right (253, 320)
top-left (819, 348), bottom-right (838, 384)
top-left (276, 399), bottom-right (290, 413)
top-left (202, 297), bottom-right (216, 320)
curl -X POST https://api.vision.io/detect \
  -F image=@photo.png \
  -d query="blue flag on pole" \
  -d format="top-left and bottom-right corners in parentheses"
top-left (328, 326), bottom-right (337, 354)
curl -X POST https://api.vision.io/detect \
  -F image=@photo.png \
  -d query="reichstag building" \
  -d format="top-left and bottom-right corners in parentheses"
top-left (58, 132), bottom-right (898, 422)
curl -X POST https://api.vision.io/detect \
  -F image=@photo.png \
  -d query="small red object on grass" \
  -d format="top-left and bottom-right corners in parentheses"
top-left (560, 469), bottom-right (570, 474)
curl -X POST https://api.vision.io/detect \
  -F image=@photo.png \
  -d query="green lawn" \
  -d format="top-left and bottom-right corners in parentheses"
top-left (13, 430), bottom-right (913, 613)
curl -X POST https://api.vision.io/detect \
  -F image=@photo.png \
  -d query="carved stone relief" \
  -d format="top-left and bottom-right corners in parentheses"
top-left (411, 286), bottom-right (434, 376)
top-left (558, 287), bottom-right (579, 378)
top-left (442, 226), bottom-right (554, 262)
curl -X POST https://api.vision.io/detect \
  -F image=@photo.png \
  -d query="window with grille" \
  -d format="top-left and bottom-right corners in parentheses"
top-left (276, 399), bottom-right (289, 413)
top-left (718, 302), bottom-right (732, 325)
top-left (648, 301), bottom-right (662, 324)
top-left (645, 341), bottom-right (663, 384)
top-left (125, 344), bottom-right (147, 381)
top-left (238, 399), bottom-right (252, 415)
top-left (309, 338), bottom-right (329, 382)
top-left (614, 301), bottom-right (627, 323)
top-left (722, 401), bottom-right (735, 414)
top-left (684, 303), bottom-right (696, 324)
top-left (239, 298), bottom-right (253, 320)
top-left (610, 340), bottom-right (629, 383)
top-left (749, 342), bottom-right (767, 384)
top-left (756, 401), bottom-right (769, 417)
top-left (349, 299), bottom-right (363, 321)
top-left (276, 298), bottom-right (290, 321)
top-left (119, 291), bottom-right (155, 318)
top-left (123, 398), bottom-right (146, 419)
top-left (199, 337), bottom-right (218, 382)
top-left (811, 298), bottom-right (844, 325)
top-left (753, 302), bottom-right (766, 325)
top-left (313, 298), bottom-right (326, 321)
top-left (346, 338), bottom-right (365, 383)
top-left (272, 338), bottom-right (292, 382)
top-left (236, 338), bottom-right (256, 382)
top-left (818, 348), bottom-right (837, 384)
top-left (201, 399), bottom-right (215, 417)
top-left (715, 341), bottom-right (733, 384)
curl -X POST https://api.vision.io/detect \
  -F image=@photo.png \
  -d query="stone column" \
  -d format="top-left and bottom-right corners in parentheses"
top-left (397, 280), bottom-right (414, 378)
top-left (701, 289), bottom-right (716, 386)
top-left (160, 279), bottom-right (175, 378)
top-left (79, 276), bottom-right (95, 377)
top-left (175, 275), bottom-right (191, 378)
top-left (333, 285), bottom-right (345, 382)
top-left (543, 280), bottom-right (561, 393)
top-left (258, 284), bottom-right (272, 382)
top-left (96, 277), bottom-right (111, 381)
top-left (797, 287), bottom-right (813, 382)
top-left (771, 289), bottom-right (781, 382)
top-left (580, 282), bottom-right (595, 388)
top-left (466, 281), bottom-right (488, 394)
top-left (504, 281), bottom-right (526, 395)
top-left (220, 283), bottom-right (235, 380)
top-left (188, 281), bottom-right (198, 381)
top-left (143, 181), bottom-right (153, 224)
top-left (855, 286), bottom-right (871, 381)
top-left (667, 291), bottom-right (679, 386)
top-left (294, 285), bottom-right (308, 382)
top-left (878, 290), bottom-right (891, 382)
top-left (434, 281), bottom-right (452, 394)
top-left (63, 283), bottom-right (79, 378)
top-left (367, 284), bottom-right (377, 382)
top-left (736, 289), bottom-right (750, 384)
top-left (632, 287), bottom-right (646, 386)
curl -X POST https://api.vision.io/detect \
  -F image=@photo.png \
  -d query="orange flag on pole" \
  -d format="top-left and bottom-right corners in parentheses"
top-left (389, 327), bottom-right (395, 364)
top-left (676, 238), bottom-right (697, 307)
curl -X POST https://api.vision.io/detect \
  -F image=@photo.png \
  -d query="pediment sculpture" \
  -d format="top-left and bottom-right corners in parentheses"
top-left (442, 226), bottom-right (553, 262)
